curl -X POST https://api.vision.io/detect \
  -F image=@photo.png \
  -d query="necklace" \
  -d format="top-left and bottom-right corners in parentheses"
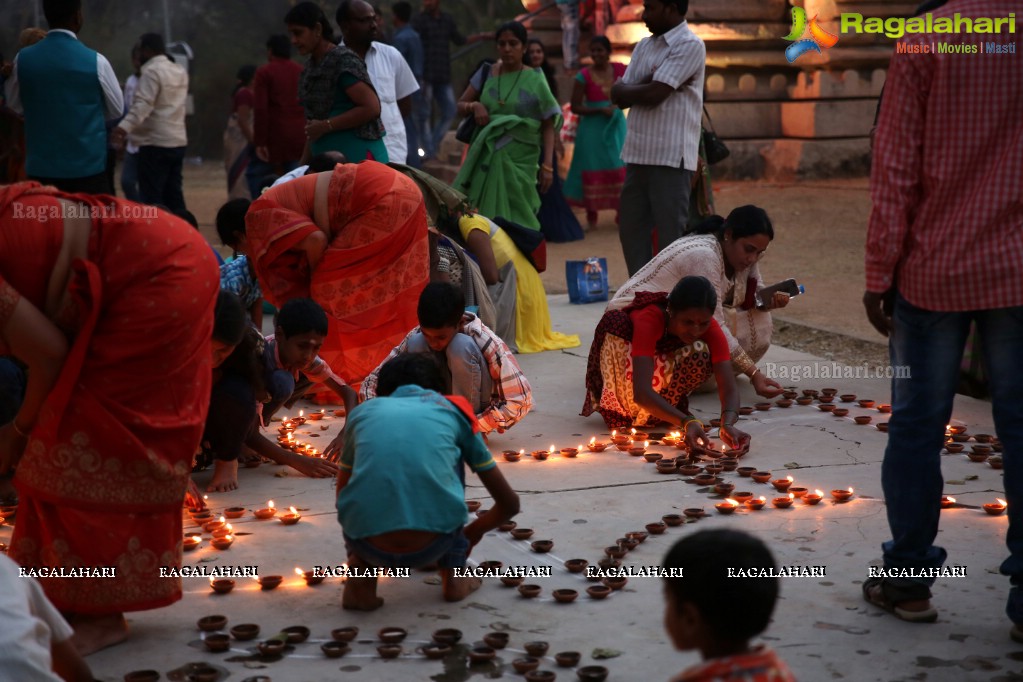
top-left (497, 66), bottom-right (524, 107)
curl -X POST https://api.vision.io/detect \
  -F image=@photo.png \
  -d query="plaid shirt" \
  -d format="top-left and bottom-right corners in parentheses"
top-left (410, 10), bottom-right (465, 84)
top-left (866, 0), bottom-right (1023, 310)
top-left (359, 313), bottom-right (532, 433)
top-left (219, 256), bottom-right (262, 310)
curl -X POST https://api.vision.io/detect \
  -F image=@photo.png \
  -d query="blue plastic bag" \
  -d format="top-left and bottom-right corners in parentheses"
top-left (566, 257), bottom-right (609, 304)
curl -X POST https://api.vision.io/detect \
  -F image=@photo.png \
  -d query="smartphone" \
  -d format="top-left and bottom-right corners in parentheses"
top-left (756, 278), bottom-right (804, 310)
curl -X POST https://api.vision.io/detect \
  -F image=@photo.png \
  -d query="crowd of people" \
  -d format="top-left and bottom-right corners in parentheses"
top-left (0, 0), bottom-right (1020, 680)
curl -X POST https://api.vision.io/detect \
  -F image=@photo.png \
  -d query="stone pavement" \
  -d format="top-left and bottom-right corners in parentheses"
top-left (66, 296), bottom-right (1016, 682)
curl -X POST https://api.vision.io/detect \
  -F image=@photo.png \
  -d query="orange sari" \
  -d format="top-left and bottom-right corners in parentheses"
top-left (0, 183), bottom-right (218, 613)
top-left (246, 161), bottom-right (430, 386)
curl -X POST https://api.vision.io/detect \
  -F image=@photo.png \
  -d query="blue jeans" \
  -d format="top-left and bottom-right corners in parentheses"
top-left (418, 81), bottom-right (457, 159)
top-left (121, 151), bottom-right (141, 202)
top-left (0, 358), bottom-right (26, 425)
top-left (881, 294), bottom-right (1023, 619)
top-left (558, 2), bottom-right (581, 70)
top-left (138, 145), bottom-right (186, 213)
top-left (406, 332), bottom-right (492, 415)
top-left (344, 528), bottom-right (469, 569)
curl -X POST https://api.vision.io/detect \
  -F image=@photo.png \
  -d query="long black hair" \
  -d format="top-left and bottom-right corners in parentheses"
top-left (685, 204), bottom-right (774, 241)
top-left (284, 1), bottom-right (335, 43)
top-left (668, 275), bottom-right (717, 313)
top-left (527, 38), bottom-right (558, 100)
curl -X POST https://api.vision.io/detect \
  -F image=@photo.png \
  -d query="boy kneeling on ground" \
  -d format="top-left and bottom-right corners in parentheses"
top-left (358, 282), bottom-right (532, 439)
top-left (336, 354), bottom-right (520, 610)
top-left (662, 529), bottom-right (795, 682)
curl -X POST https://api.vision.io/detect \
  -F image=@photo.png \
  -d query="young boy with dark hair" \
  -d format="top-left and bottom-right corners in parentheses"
top-left (216, 198), bottom-right (263, 328)
top-left (662, 530), bottom-right (795, 682)
top-left (337, 353), bottom-right (520, 610)
top-left (359, 282), bottom-right (532, 437)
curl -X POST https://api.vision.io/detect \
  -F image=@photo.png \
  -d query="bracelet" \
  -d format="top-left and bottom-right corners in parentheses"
top-left (681, 417), bottom-right (701, 432)
top-left (749, 368), bottom-right (760, 379)
top-left (326, 118), bottom-right (333, 130)
top-left (11, 420), bottom-right (30, 438)
top-left (540, 164), bottom-right (554, 173)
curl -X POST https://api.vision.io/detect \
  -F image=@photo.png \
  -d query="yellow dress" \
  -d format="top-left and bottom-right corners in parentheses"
top-left (460, 215), bottom-right (580, 354)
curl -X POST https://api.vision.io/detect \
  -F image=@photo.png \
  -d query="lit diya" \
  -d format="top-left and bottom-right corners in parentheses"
top-left (586, 437), bottom-right (607, 452)
top-left (256, 575), bottom-right (283, 590)
top-left (561, 446), bottom-right (580, 458)
top-left (296, 567), bottom-right (325, 585)
top-left (831, 488), bottom-right (854, 502)
top-left (802, 489), bottom-right (824, 505)
top-left (940, 495), bottom-right (956, 509)
top-left (307, 409), bottom-right (325, 421)
top-left (745, 496), bottom-right (767, 510)
top-left (611, 430), bottom-right (630, 446)
top-left (628, 441), bottom-right (649, 456)
top-left (983, 498), bottom-right (1007, 516)
top-left (210, 578), bottom-right (235, 594)
top-left (254, 500), bottom-right (277, 519)
top-left (182, 535), bottom-right (202, 551)
top-left (771, 476), bottom-right (794, 492)
top-left (715, 498), bottom-right (740, 515)
top-left (211, 534), bottom-right (234, 550)
top-left (212, 523), bottom-right (234, 539)
top-left (772, 494), bottom-right (795, 508)
top-left (279, 506), bottom-right (302, 525)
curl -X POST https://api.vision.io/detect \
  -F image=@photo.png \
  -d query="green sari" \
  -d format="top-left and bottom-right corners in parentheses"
top-left (453, 67), bottom-right (561, 231)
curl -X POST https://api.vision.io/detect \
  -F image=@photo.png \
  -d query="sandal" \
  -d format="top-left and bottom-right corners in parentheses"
top-left (862, 577), bottom-right (938, 623)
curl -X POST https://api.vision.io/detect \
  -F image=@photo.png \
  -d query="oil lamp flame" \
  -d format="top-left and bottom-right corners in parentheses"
top-left (289, 506), bottom-right (298, 515)
top-left (725, 498), bottom-right (739, 507)
top-left (814, 489), bottom-right (824, 496)
top-left (786, 475), bottom-right (793, 483)
top-left (997, 498), bottom-right (1008, 507)
top-left (590, 436), bottom-right (596, 444)
top-left (268, 500), bottom-right (275, 509)
top-left (295, 567), bottom-right (304, 576)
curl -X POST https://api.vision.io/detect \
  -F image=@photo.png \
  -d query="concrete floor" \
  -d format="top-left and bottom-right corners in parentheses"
top-left (25, 295), bottom-right (1018, 682)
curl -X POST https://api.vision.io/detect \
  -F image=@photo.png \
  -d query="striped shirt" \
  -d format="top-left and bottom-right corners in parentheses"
top-left (219, 256), bottom-right (262, 310)
top-left (866, 0), bottom-right (1023, 310)
top-left (359, 312), bottom-right (533, 433)
top-left (619, 21), bottom-right (705, 170)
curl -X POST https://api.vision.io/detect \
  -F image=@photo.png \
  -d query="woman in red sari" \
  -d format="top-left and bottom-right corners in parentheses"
top-left (246, 160), bottom-right (430, 386)
top-left (0, 182), bottom-right (218, 654)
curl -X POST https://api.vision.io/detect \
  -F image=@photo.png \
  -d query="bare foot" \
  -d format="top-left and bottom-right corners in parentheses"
top-left (441, 569), bottom-right (482, 602)
top-left (68, 613), bottom-right (128, 655)
top-left (206, 459), bottom-right (238, 492)
top-left (342, 577), bottom-right (384, 611)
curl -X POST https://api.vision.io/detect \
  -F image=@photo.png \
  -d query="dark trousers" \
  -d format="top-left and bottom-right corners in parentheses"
top-left (618, 163), bottom-right (693, 276)
top-left (138, 145), bottom-right (186, 213)
top-left (29, 171), bottom-right (112, 195)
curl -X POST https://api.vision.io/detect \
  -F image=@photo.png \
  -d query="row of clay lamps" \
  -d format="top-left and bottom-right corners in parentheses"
top-left (180, 619), bottom-right (612, 679)
top-left (182, 503), bottom-right (302, 552)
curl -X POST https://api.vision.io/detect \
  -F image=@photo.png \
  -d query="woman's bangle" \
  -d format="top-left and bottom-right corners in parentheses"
top-left (11, 419), bottom-right (30, 438)
top-left (540, 164), bottom-right (554, 173)
top-left (749, 368), bottom-right (760, 379)
top-left (681, 417), bottom-right (701, 432)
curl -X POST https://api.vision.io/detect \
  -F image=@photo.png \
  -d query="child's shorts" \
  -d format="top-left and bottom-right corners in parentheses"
top-left (343, 527), bottom-right (469, 570)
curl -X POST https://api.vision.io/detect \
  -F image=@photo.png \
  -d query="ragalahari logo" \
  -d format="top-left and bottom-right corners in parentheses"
top-left (782, 7), bottom-right (840, 62)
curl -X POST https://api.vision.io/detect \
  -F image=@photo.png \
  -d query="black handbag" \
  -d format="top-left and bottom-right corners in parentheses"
top-left (455, 63), bottom-right (492, 144)
top-left (702, 106), bottom-right (730, 165)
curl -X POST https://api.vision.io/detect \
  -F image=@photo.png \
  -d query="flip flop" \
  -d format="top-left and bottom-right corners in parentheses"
top-left (862, 577), bottom-right (938, 623)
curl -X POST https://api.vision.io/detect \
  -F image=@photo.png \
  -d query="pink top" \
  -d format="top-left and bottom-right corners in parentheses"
top-left (576, 62), bottom-right (627, 103)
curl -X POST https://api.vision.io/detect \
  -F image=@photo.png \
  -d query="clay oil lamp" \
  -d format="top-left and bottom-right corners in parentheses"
top-left (818, 394), bottom-right (835, 404)
top-left (972, 444), bottom-right (993, 455)
top-left (840, 393), bottom-right (857, 403)
top-left (475, 507), bottom-right (491, 518)
top-left (745, 496), bottom-right (767, 510)
top-left (776, 398), bottom-right (793, 408)
top-left (967, 451), bottom-right (990, 463)
top-left (419, 642), bottom-right (451, 659)
top-left (715, 498), bottom-right (740, 515)
top-left (257, 639), bottom-right (286, 657)
top-left (831, 487), bottom-right (855, 502)
top-left (602, 576), bottom-right (628, 591)
top-left (518, 584), bottom-right (542, 599)
top-left (876, 422), bottom-right (889, 433)
top-left (645, 521), bottom-right (667, 534)
top-left (632, 429), bottom-right (649, 442)
top-left (720, 458), bottom-right (739, 472)
top-left (683, 508), bottom-right (705, 519)
top-left (940, 495), bottom-right (957, 510)
top-left (626, 530), bottom-right (648, 543)
top-left (197, 615), bottom-right (228, 632)
top-left (802, 388), bottom-right (820, 398)
top-left (818, 403), bottom-right (836, 412)
top-left (377, 644), bottom-right (402, 659)
top-left (628, 441), bottom-right (649, 456)
top-left (586, 584), bottom-right (611, 600)
top-left (295, 567), bottom-right (325, 586)
top-left (803, 489), bottom-right (824, 505)
top-left (832, 408), bottom-right (850, 418)
top-left (782, 390), bottom-right (799, 400)
top-left (223, 506), bottom-right (246, 520)
top-left (948, 423), bottom-right (967, 435)
top-left (975, 433), bottom-right (994, 444)
top-left (431, 627), bottom-right (462, 645)
top-left (605, 544), bottom-right (628, 559)
top-left (990, 456), bottom-right (1004, 470)
top-left (513, 658), bottom-right (541, 674)
top-left (679, 463), bottom-right (702, 476)
top-left (204, 516), bottom-right (227, 533)
top-left (212, 523), bottom-right (233, 539)
top-left (618, 536), bottom-right (640, 551)
top-left (984, 498), bottom-right (1008, 516)
top-left (821, 388), bottom-right (838, 396)
top-left (796, 396), bottom-right (814, 406)
top-left (321, 641), bottom-right (350, 658)
top-left (292, 411), bottom-right (307, 426)
top-left (643, 451), bottom-right (663, 463)
top-left (524, 641), bottom-right (550, 657)
top-left (498, 520), bottom-right (517, 532)
top-left (857, 399), bottom-right (876, 408)
top-left (754, 402), bottom-right (772, 412)
top-left (254, 500), bottom-right (276, 520)
top-left (738, 406), bottom-right (754, 416)
top-left (210, 535), bottom-right (234, 551)
top-left (377, 626), bottom-right (407, 644)
top-left (877, 403), bottom-right (892, 413)
top-left (951, 433), bottom-right (970, 443)
top-left (525, 672), bottom-right (556, 682)
top-left (532, 446), bottom-right (552, 461)
top-left (661, 431), bottom-right (682, 446)
top-left (789, 486), bottom-right (808, 498)
top-left (231, 623), bottom-right (260, 641)
top-left (772, 475), bottom-right (794, 492)
top-left (732, 491), bottom-right (754, 504)
top-left (553, 589), bottom-right (579, 604)
top-left (183, 534), bottom-right (202, 552)
top-left (773, 494), bottom-right (795, 508)
top-left (256, 574), bottom-right (282, 590)
top-left (466, 500), bottom-right (482, 512)
top-left (714, 481), bottom-right (735, 497)
top-left (692, 473), bottom-right (716, 486)
top-left (656, 459), bottom-right (678, 474)
top-left (307, 409), bottom-right (325, 421)
top-left (587, 437), bottom-right (608, 452)
top-left (578, 665), bottom-right (610, 681)
top-left (501, 575), bottom-right (525, 587)
top-left (854, 415), bottom-right (872, 425)
top-left (479, 560), bottom-right (504, 572)
top-left (203, 633), bottom-right (231, 653)
top-left (511, 527), bottom-right (535, 540)
top-left (555, 651), bottom-right (582, 668)
top-left (752, 471), bottom-right (773, 484)
top-left (736, 466), bottom-right (756, 478)
top-left (611, 430), bottom-right (630, 446)
top-left (483, 632), bottom-right (510, 649)
top-left (531, 539), bottom-right (554, 553)
top-left (502, 449), bottom-right (522, 462)
top-left (704, 463), bottom-right (724, 475)
top-left (124, 670), bottom-right (161, 682)
top-left (189, 670), bottom-right (223, 682)
top-left (210, 578), bottom-right (235, 594)
top-left (662, 513), bottom-right (684, 527)
top-left (561, 446), bottom-right (580, 458)
top-left (331, 626), bottom-right (359, 643)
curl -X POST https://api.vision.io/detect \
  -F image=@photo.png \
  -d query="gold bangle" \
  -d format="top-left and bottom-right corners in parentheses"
top-left (541, 164), bottom-right (553, 173)
top-left (681, 417), bottom-right (700, 432)
top-left (749, 368), bottom-right (760, 379)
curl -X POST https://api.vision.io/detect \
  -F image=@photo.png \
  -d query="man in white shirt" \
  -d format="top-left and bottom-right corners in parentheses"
top-left (111, 32), bottom-right (189, 213)
top-left (610, 0), bottom-right (705, 276)
top-left (337, 0), bottom-right (419, 164)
